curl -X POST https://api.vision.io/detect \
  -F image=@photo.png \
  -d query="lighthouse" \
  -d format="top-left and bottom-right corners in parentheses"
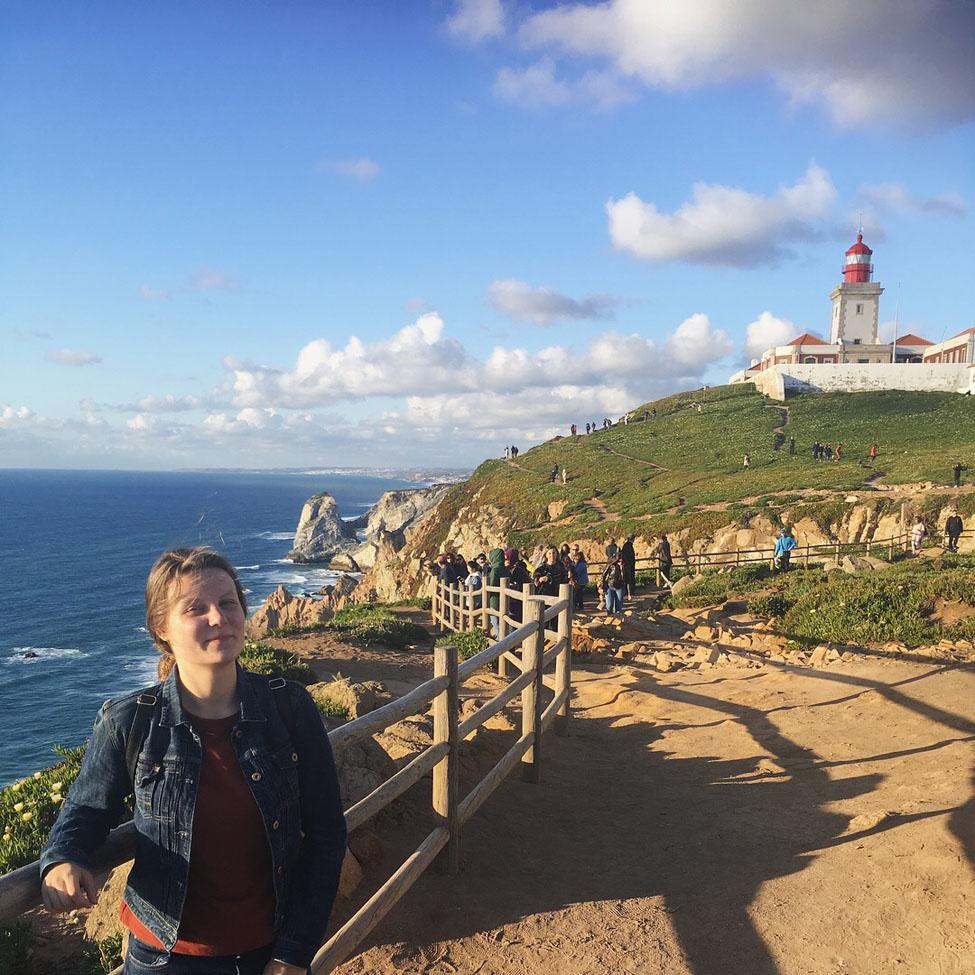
top-left (829, 231), bottom-right (884, 348)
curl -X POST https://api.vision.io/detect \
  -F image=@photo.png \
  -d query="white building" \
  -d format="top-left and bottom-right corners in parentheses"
top-left (729, 234), bottom-right (972, 398)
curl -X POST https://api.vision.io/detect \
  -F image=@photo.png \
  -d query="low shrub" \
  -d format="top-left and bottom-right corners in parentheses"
top-left (436, 629), bottom-right (489, 660)
top-left (313, 698), bottom-right (352, 722)
top-left (388, 596), bottom-right (433, 610)
top-left (239, 641), bottom-right (315, 683)
top-left (327, 604), bottom-right (429, 649)
top-left (0, 745), bottom-right (87, 873)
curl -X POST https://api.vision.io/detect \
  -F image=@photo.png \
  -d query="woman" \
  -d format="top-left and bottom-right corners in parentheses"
top-left (911, 518), bottom-right (927, 554)
top-left (600, 553), bottom-right (626, 619)
top-left (40, 548), bottom-right (347, 974)
top-left (570, 550), bottom-right (589, 610)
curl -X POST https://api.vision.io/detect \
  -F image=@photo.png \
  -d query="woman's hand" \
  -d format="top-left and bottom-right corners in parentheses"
top-left (262, 961), bottom-right (308, 975)
top-left (41, 862), bottom-right (99, 913)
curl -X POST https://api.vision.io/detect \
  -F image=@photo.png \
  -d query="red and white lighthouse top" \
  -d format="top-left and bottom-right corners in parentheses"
top-left (843, 232), bottom-right (873, 283)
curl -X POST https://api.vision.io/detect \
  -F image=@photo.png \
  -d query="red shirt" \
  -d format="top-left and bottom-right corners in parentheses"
top-left (121, 711), bottom-right (276, 955)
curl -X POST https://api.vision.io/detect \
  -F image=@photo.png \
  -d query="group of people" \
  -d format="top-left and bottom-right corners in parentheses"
top-left (502, 445), bottom-right (520, 460)
top-left (911, 510), bottom-right (966, 553)
top-left (812, 442), bottom-right (843, 462)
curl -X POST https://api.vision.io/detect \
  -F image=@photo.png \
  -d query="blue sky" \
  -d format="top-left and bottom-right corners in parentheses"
top-left (2, 0), bottom-right (974, 469)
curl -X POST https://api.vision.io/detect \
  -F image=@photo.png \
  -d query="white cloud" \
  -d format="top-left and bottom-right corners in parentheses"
top-left (743, 312), bottom-right (803, 363)
top-left (607, 163), bottom-right (836, 266)
top-left (192, 267), bottom-right (236, 293)
top-left (45, 348), bottom-right (102, 366)
top-left (858, 183), bottom-right (967, 217)
top-left (493, 59), bottom-right (633, 111)
top-left (322, 157), bottom-right (380, 182)
top-left (487, 278), bottom-right (620, 326)
top-left (512, 0), bottom-right (975, 130)
top-left (446, 0), bottom-right (505, 44)
top-left (666, 312), bottom-right (734, 366)
top-left (138, 284), bottom-right (172, 301)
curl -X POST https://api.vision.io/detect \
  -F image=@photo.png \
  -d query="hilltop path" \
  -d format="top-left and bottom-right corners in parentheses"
top-left (336, 654), bottom-right (975, 975)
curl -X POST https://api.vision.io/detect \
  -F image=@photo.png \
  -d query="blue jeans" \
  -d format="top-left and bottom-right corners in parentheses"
top-left (124, 936), bottom-right (309, 975)
top-left (604, 587), bottom-right (624, 614)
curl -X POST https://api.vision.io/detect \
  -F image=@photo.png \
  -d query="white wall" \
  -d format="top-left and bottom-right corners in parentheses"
top-left (751, 363), bottom-right (969, 401)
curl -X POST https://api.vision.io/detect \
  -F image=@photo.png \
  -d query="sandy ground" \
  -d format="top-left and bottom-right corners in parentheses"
top-left (332, 652), bottom-right (975, 975)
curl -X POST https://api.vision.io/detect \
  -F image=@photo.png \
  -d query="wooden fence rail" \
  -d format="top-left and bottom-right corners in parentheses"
top-left (0, 586), bottom-right (574, 975)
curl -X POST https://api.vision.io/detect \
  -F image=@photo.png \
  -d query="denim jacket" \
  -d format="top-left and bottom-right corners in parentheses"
top-left (40, 666), bottom-right (347, 969)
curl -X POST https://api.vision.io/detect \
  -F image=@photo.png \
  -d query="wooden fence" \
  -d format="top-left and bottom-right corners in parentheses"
top-left (0, 586), bottom-right (574, 974)
top-left (583, 528), bottom-right (920, 585)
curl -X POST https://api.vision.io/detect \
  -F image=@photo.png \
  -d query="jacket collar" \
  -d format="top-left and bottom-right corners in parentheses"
top-left (158, 664), bottom-right (269, 727)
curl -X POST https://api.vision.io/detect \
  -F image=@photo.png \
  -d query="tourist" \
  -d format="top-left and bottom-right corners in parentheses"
top-left (869, 444), bottom-right (878, 465)
top-left (559, 543), bottom-right (571, 562)
top-left (643, 410), bottom-right (650, 421)
top-left (789, 436), bottom-right (795, 455)
top-left (511, 445), bottom-right (519, 458)
top-left (465, 560), bottom-right (483, 610)
top-left (654, 533), bottom-right (673, 588)
top-left (651, 409), bottom-right (656, 421)
top-left (436, 553), bottom-right (460, 586)
top-left (834, 443), bottom-right (843, 462)
top-left (570, 423), bottom-right (577, 436)
top-left (813, 442), bottom-right (821, 460)
top-left (561, 467), bottom-right (568, 485)
top-left (503, 549), bottom-right (531, 624)
top-left (743, 453), bottom-right (750, 468)
top-left (605, 536), bottom-right (619, 560)
top-left (585, 422), bottom-right (591, 435)
top-left (476, 552), bottom-right (488, 575)
top-left (910, 518), bottom-right (927, 554)
top-left (485, 548), bottom-right (509, 636)
top-left (823, 444), bottom-right (833, 462)
top-left (945, 510), bottom-right (964, 553)
top-left (503, 446), bottom-right (509, 459)
top-left (550, 464), bottom-right (559, 483)
top-left (600, 553), bottom-right (626, 619)
top-left (570, 550), bottom-right (589, 610)
top-left (773, 527), bottom-right (797, 572)
top-left (620, 533), bottom-right (637, 599)
top-left (529, 543), bottom-right (546, 573)
top-left (953, 462), bottom-right (964, 488)
top-left (40, 548), bottom-right (346, 975)
top-left (532, 546), bottom-right (568, 598)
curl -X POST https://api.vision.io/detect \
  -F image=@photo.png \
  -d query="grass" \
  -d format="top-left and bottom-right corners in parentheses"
top-left (400, 385), bottom-right (975, 557)
top-left (273, 603), bottom-right (430, 649)
top-left (238, 641), bottom-right (316, 683)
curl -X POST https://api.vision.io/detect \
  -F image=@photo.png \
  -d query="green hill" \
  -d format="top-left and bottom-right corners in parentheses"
top-left (411, 385), bottom-right (975, 552)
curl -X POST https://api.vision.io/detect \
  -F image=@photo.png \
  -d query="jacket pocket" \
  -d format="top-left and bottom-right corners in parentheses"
top-left (134, 762), bottom-right (175, 822)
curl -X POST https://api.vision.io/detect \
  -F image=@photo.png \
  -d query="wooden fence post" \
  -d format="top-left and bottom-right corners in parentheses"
top-left (480, 574), bottom-right (489, 633)
top-left (521, 598), bottom-right (545, 784)
top-left (555, 583), bottom-right (573, 737)
top-left (497, 578), bottom-right (509, 677)
top-left (834, 540), bottom-right (840, 562)
top-left (432, 642), bottom-right (459, 873)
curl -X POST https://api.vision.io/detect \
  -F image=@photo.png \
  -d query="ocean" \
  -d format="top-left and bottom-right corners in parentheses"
top-left (0, 468), bottom-right (416, 786)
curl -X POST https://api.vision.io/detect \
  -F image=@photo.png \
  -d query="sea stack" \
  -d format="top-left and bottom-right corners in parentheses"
top-left (288, 492), bottom-right (359, 563)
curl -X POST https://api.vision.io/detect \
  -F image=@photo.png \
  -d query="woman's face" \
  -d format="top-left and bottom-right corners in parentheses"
top-left (158, 568), bottom-right (245, 672)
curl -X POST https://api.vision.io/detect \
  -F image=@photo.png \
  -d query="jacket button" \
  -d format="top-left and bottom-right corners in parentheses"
top-left (251, 772), bottom-right (262, 782)
top-left (234, 730), bottom-right (242, 738)
top-left (291, 752), bottom-right (298, 762)
top-left (277, 866), bottom-right (284, 875)
top-left (272, 820), bottom-right (280, 830)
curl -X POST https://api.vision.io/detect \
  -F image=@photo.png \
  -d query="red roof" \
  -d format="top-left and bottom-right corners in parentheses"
top-left (947, 326), bottom-right (975, 341)
top-left (846, 232), bottom-right (872, 256)
top-left (786, 332), bottom-right (829, 346)
top-left (894, 333), bottom-right (933, 346)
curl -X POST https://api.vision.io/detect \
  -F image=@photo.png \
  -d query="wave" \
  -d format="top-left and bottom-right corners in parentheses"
top-left (236, 564), bottom-right (260, 571)
top-left (254, 531), bottom-right (294, 541)
top-left (4, 647), bottom-right (87, 666)
top-left (134, 626), bottom-right (149, 633)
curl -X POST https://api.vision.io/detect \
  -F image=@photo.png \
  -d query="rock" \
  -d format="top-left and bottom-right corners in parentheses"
top-left (336, 737), bottom-right (398, 806)
top-left (360, 485), bottom-right (453, 539)
top-left (826, 648), bottom-right (841, 662)
top-left (841, 555), bottom-right (875, 574)
top-left (317, 574), bottom-right (360, 604)
top-left (670, 574), bottom-right (699, 597)
top-left (289, 492), bottom-right (359, 563)
top-left (653, 650), bottom-right (678, 672)
top-left (375, 713), bottom-right (435, 770)
top-left (692, 624), bottom-right (717, 642)
top-left (328, 553), bottom-right (361, 572)
top-left (810, 645), bottom-right (829, 666)
top-left (692, 646), bottom-right (722, 665)
top-left (245, 585), bottom-right (333, 638)
top-left (547, 500), bottom-right (568, 520)
top-left (307, 677), bottom-right (388, 720)
top-left (338, 849), bottom-right (363, 900)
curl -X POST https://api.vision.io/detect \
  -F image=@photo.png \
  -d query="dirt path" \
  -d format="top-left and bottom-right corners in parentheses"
top-left (336, 655), bottom-right (975, 975)
top-left (764, 403), bottom-right (789, 451)
top-left (597, 444), bottom-right (672, 472)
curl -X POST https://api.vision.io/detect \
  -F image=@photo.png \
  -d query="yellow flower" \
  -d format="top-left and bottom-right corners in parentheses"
top-left (11, 782), bottom-right (22, 792)
top-left (2, 834), bottom-right (10, 842)
top-left (50, 793), bottom-right (63, 803)
top-left (50, 782), bottom-right (63, 791)
top-left (13, 802), bottom-right (24, 812)
top-left (21, 812), bottom-right (33, 822)
top-left (33, 772), bottom-right (42, 779)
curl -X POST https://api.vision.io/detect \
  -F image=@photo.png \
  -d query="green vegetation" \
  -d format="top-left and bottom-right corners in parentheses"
top-left (663, 555), bottom-right (975, 650)
top-left (0, 920), bottom-right (122, 975)
top-left (239, 641), bottom-right (316, 683)
top-left (406, 386), bottom-right (975, 552)
top-left (436, 628), bottom-right (489, 660)
top-left (387, 596), bottom-right (433, 610)
top-left (313, 697), bottom-right (352, 722)
top-left (325, 604), bottom-right (429, 648)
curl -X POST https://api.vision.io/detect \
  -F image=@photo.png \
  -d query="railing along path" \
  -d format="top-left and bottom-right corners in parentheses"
top-left (0, 584), bottom-right (574, 974)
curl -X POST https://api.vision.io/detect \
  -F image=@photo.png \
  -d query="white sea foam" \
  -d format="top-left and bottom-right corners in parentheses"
top-left (5, 647), bottom-right (87, 666)
top-left (255, 531), bottom-right (294, 541)
top-left (134, 626), bottom-right (149, 633)
top-left (236, 564), bottom-right (260, 571)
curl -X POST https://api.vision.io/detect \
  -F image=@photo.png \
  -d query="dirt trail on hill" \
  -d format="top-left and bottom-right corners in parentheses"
top-left (335, 655), bottom-right (975, 975)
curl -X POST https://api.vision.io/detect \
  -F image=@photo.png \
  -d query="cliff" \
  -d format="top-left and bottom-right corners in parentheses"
top-left (354, 385), bottom-right (975, 600)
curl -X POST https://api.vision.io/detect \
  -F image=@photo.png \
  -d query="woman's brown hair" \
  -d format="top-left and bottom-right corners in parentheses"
top-left (145, 548), bottom-right (247, 680)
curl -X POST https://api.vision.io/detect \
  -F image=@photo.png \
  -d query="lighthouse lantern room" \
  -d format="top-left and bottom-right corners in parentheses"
top-left (829, 230), bottom-right (883, 347)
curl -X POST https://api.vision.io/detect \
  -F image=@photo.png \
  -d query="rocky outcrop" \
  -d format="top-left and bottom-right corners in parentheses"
top-left (361, 485), bottom-right (452, 538)
top-left (245, 579), bottom-right (357, 638)
top-left (288, 492), bottom-right (359, 563)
